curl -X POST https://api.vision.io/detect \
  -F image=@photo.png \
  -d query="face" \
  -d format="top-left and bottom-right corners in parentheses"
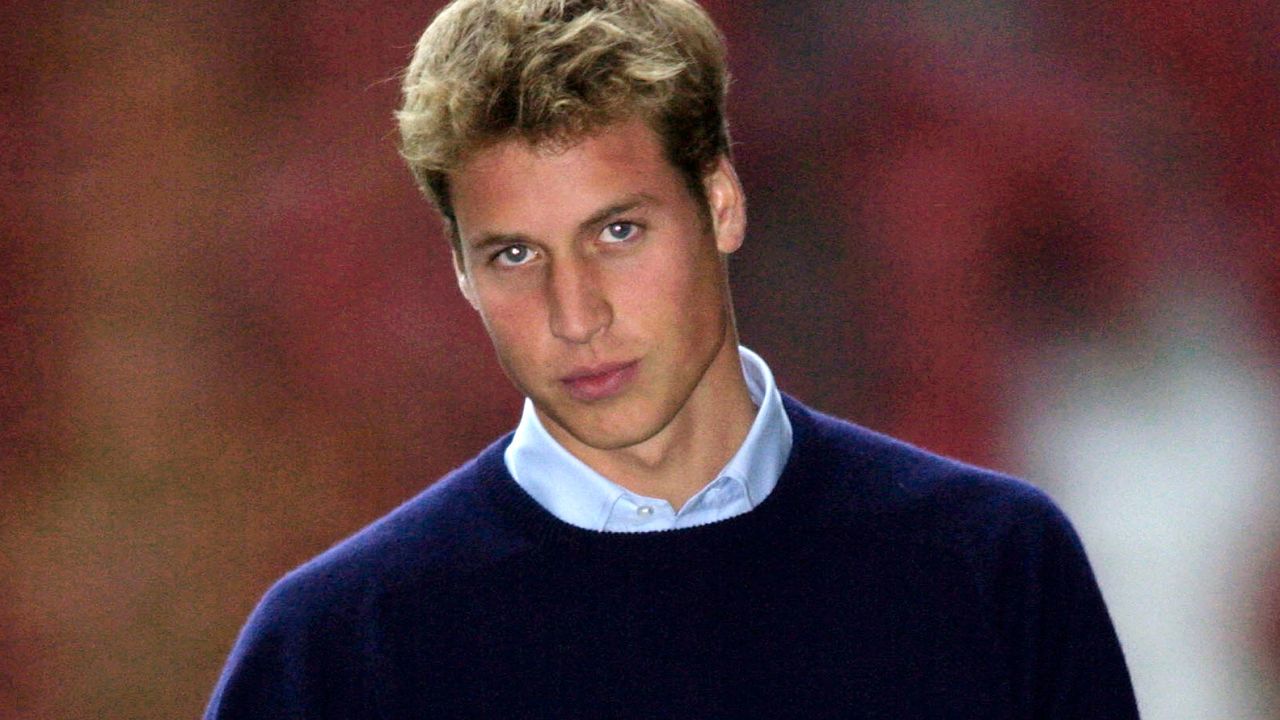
top-left (449, 118), bottom-right (747, 454)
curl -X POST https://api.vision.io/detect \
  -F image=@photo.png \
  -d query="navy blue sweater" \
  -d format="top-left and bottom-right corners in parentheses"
top-left (206, 396), bottom-right (1138, 718)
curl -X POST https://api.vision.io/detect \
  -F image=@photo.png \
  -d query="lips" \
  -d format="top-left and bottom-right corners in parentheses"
top-left (560, 360), bottom-right (639, 402)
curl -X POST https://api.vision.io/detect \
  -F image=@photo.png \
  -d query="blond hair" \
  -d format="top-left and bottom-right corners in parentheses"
top-left (396, 0), bottom-right (731, 241)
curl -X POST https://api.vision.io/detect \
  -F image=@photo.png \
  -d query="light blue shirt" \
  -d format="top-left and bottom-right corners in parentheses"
top-left (503, 346), bottom-right (793, 533)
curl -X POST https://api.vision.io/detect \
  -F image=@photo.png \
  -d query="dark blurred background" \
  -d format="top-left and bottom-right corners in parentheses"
top-left (3, 1), bottom-right (1279, 717)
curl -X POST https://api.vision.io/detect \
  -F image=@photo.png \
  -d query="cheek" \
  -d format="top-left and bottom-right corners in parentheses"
top-left (623, 238), bottom-right (719, 302)
top-left (611, 244), bottom-right (725, 341)
top-left (476, 296), bottom-right (542, 363)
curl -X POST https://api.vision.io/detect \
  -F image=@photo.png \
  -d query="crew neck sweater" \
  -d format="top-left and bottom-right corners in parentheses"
top-left (205, 395), bottom-right (1138, 719)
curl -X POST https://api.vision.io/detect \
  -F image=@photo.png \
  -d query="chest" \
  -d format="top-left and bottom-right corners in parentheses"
top-left (373, 537), bottom-right (1015, 718)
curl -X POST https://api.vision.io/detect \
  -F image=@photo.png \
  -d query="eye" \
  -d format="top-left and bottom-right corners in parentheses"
top-left (600, 222), bottom-right (639, 244)
top-left (492, 244), bottom-right (537, 267)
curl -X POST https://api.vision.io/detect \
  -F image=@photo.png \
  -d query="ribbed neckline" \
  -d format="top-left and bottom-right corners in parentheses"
top-left (468, 394), bottom-right (826, 550)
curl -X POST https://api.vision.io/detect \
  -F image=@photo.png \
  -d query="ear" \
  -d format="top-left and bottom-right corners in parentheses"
top-left (704, 156), bottom-right (746, 255)
top-left (452, 246), bottom-right (480, 311)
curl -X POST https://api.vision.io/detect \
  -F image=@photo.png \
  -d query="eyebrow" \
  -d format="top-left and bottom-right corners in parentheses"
top-left (465, 193), bottom-right (660, 253)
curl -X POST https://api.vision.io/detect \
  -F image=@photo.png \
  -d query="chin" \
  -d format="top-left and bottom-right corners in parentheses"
top-left (548, 398), bottom-right (672, 452)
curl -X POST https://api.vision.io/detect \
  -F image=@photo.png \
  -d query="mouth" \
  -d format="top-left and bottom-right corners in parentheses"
top-left (560, 360), bottom-right (639, 402)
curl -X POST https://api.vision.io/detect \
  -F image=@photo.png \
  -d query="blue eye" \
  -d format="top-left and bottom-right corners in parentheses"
top-left (494, 244), bottom-right (535, 266)
top-left (601, 222), bottom-right (638, 243)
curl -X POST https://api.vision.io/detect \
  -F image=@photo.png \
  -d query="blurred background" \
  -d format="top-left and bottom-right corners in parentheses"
top-left (2, 1), bottom-right (1278, 717)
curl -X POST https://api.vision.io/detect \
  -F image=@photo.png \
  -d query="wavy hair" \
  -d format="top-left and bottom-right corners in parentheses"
top-left (397, 0), bottom-right (731, 243)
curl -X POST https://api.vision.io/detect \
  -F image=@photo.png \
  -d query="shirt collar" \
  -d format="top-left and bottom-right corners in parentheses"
top-left (503, 346), bottom-right (793, 532)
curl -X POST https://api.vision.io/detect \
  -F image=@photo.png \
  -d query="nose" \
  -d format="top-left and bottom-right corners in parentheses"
top-left (546, 257), bottom-right (611, 344)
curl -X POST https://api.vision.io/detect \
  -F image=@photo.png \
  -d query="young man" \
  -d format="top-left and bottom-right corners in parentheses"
top-left (206, 1), bottom-right (1139, 717)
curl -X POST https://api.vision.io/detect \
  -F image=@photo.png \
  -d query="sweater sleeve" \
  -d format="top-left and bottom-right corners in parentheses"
top-left (987, 487), bottom-right (1140, 719)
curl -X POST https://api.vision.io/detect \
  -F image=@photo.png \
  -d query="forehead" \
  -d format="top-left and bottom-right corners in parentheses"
top-left (449, 120), bottom-right (688, 243)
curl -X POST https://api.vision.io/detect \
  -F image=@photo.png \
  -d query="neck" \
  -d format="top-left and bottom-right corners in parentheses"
top-left (548, 330), bottom-right (755, 510)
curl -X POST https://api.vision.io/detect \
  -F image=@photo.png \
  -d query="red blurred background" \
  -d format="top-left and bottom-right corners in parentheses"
top-left (2, 1), bottom-right (1278, 717)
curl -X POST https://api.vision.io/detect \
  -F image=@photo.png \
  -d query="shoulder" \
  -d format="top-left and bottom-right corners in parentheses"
top-left (206, 436), bottom-right (523, 717)
top-left (782, 394), bottom-right (1080, 566)
top-left (268, 434), bottom-right (526, 611)
top-left (230, 434), bottom-right (528, 656)
top-left (784, 399), bottom-right (1136, 714)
